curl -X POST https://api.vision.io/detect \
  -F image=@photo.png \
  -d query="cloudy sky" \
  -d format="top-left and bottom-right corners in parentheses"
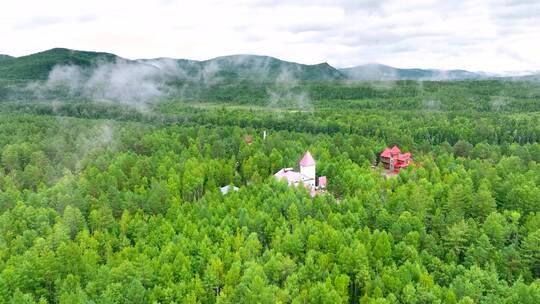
top-left (1, 0), bottom-right (539, 73)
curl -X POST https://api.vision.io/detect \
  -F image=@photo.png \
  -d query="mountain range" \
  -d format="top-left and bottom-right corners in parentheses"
top-left (0, 48), bottom-right (536, 82)
top-left (0, 54), bottom-right (13, 61)
top-left (340, 63), bottom-right (487, 80)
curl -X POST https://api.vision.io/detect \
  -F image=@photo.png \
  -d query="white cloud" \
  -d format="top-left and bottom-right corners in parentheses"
top-left (1, 0), bottom-right (539, 73)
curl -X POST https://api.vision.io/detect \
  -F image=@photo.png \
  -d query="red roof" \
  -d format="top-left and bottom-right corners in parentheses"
top-left (381, 148), bottom-right (392, 158)
top-left (299, 151), bottom-right (316, 167)
top-left (397, 152), bottom-right (411, 161)
top-left (381, 146), bottom-right (409, 157)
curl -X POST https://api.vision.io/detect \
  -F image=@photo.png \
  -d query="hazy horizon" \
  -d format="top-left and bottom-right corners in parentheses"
top-left (2, 0), bottom-right (540, 74)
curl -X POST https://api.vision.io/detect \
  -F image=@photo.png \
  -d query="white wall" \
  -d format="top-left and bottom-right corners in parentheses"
top-left (300, 164), bottom-right (316, 180)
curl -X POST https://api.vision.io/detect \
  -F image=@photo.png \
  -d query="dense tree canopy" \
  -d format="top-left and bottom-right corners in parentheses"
top-left (0, 80), bottom-right (540, 303)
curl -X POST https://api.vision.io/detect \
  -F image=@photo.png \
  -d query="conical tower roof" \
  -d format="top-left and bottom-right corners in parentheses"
top-left (299, 151), bottom-right (316, 166)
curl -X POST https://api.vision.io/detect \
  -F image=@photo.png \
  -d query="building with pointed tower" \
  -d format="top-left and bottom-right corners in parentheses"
top-left (274, 151), bottom-right (327, 196)
top-left (299, 151), bottom-right (316, 188)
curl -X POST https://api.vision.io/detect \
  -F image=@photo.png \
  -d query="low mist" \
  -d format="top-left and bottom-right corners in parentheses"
top-left (19, 55), bottom-right (324, 111)
top-left (27, 59), bottom-right (181, 106)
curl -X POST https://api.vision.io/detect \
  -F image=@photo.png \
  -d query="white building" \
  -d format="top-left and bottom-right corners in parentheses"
top-left (299, 151), bottom-right (316, 188)
top-left (274, 151), bottom-right (327, 196)
top-left (220, 185), bottom-right (239, 195)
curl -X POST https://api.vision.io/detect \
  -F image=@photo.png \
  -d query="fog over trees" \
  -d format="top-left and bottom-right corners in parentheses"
top-left (0, 52), bottom-right (540, 302)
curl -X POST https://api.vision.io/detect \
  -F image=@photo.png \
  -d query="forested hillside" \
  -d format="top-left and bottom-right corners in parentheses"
top-left (0, 48), bottom-right (503, 83)
top-left (339, 64), bottom-right (482, 81)
top-left (0, 49), bottom-right (345, 83)
top-left (0, 55), bottom-right (13, 61)
top-left (0, 77), bottom-right (540, 303)
top-left (0, 48), bottom-right (118, 80)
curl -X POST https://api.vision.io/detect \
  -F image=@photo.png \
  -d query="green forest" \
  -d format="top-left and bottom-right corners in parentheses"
top-left (1, 79), bottom-right (540, 303)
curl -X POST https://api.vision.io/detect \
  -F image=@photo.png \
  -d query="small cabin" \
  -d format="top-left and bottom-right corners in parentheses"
top-left (244, 135), bottom-right (254, 145)
top-left (220, 185), bottom-right (239, 195)
top-left (318, 176), bottom-right (327, 189)
top-left (380, 145), bottom-right (411, 173)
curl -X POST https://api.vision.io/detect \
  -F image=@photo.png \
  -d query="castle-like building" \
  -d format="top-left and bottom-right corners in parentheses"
top-left (380, 145), bottom-right (411, 173)
top-left (274, 151), bottom-right (326, 196)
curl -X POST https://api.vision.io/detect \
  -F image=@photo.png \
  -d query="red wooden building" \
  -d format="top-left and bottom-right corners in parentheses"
top-left (380, 145), bottom-right (411, 173)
